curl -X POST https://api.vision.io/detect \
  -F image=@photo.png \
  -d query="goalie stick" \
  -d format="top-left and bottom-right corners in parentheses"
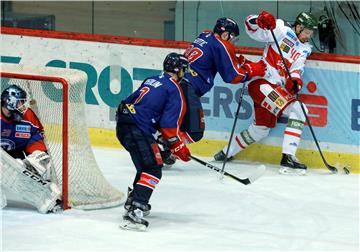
top-left (269, 29), bottom-right (349, 175)
top-left (190, 155), bottom-right (266, 185)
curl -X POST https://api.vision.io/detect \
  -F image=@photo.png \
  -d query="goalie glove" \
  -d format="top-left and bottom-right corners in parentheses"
top-left (24, 151), bottom-right (52, 180)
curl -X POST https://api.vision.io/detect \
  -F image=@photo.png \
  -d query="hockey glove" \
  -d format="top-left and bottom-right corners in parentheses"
top-left (24, 151), bottom-right (52, 180)
top-left (244, 60), bottom-right (266, 78)
top-left (257, 11), bottom-right (276, 30)
top-left (170, 140), bottom-right (191, 162)
top-left (285, 77), bottom-right (303, 95)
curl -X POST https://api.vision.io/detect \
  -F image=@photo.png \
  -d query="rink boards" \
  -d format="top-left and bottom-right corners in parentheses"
top-left (1, 27), bottom-right (359, 172)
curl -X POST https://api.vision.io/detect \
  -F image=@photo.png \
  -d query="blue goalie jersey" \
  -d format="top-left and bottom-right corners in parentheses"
top-left (124, 72), bottom-right (186, 139)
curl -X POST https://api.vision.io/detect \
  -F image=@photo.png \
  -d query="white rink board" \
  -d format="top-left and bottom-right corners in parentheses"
top-left (1, 33), bottom-right (359, 154)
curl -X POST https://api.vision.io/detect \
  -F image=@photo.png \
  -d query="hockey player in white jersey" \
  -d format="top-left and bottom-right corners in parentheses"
top-left (214, 11), bottom-right (318, 175)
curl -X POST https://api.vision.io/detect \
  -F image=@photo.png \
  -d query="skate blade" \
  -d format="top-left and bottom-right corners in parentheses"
top-left (279, 167), bottom-right (306, 176)
top-left (119, 219), bottom-right (148, 232)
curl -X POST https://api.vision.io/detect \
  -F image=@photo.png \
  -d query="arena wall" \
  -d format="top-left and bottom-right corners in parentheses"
top-left (1, 27), bottom-right (359, 172)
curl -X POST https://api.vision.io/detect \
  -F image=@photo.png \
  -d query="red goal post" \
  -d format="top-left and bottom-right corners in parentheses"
top-left (1, 63), bottom-right (124, 210)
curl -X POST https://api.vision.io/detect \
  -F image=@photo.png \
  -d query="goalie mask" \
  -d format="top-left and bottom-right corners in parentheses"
top-left (1, 85), bottom-right (29, 117)
top-left (163, 53), bottom-right (189, 79)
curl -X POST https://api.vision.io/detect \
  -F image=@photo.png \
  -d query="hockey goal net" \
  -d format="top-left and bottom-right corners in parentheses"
top-left (0, 63), bottom-right (124, 210)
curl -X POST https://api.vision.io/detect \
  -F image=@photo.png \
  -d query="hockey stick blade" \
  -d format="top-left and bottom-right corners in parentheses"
top-left (190, 155), bottom-right (265, 185)
top-left (326, 164), bottom-right (338, 174)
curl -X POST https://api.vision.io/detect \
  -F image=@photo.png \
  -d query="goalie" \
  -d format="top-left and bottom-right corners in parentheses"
top-left (0, 85), bottom-right (62, 213)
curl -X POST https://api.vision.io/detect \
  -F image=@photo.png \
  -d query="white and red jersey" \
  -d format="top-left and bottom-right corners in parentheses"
top-left (245, 15), bottom-right (312, 86)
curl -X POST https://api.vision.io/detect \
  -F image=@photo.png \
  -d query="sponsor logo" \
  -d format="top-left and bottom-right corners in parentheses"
top-left (289, 142), bottom-right (298, 147)
top-left (149, 179), bottom-right (158, 186)
top-left (268, 90), bottom-right (280, 102)
top-left (280, 43), bottom-right (290, 53)
top-left (289, 120), bottom-right (304, 129)
top-left (16, 125), bottom-right (31, 132)
top-left (283, 38), bottom-right (294, 47)
top-left (242, 131), bottom-right (255, 145)
top-left (286, 31), bottom-right (297, 41)
top-left (23, 170), bottom-right (48, 186)
top-left (274, 97), bottom-right (286, 108)
top-left (15, 132), bottom-right (31, 138)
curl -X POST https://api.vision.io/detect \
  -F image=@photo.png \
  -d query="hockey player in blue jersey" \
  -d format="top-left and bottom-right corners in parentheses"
top-left (161, 17), bottom-right (267, 166)
top-left (1, 85), bottom-right (61, 213)
top-left (116, 52), bottom-right (190, 231)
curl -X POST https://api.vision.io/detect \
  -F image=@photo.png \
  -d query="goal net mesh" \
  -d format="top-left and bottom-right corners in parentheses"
top-left (1, 63), bottom-right (124, 209)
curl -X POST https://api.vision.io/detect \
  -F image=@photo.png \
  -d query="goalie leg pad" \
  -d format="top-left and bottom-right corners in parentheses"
top-left (0, 149), bottom-right (61, 213)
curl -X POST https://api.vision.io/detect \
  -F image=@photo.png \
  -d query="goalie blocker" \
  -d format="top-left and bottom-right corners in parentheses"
top-left (0, 149), bottom-right (62, 213)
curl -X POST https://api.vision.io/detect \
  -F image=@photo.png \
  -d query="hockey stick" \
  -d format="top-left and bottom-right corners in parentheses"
top-left (269, 29), bottom-right (344, 174)
top-left (190, 155), bottom-right (265, 185)
top-left (221, 82), bottom-right (247, 173)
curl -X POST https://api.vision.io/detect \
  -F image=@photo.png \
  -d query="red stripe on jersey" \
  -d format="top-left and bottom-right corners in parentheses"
top-left (179, 131), bottom-right (195, 144)
top-left (25, 141), bottom-right (47, 154)
top-left (235, 135), bottom-right (246, 149)
top-left (136, 172), bottom-right (160, 190)
top-left (22, 108), bottom-right (45, 131)
top-left (151, 143), bottom-right (163, 165)
top-left (170, 78), bottom-right (187, 138)
top-left (245, 16), bottom-right (257, 32)
top-left (284, 130), bottom-right (301, 138)
top-left (265, 46), bottom-right (292, 78)
top-left (214, 36), bottom-right (244, 76)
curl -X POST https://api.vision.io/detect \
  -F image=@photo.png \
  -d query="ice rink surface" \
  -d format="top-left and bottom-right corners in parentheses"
top-left (1, 147), bottom-right (359, 251)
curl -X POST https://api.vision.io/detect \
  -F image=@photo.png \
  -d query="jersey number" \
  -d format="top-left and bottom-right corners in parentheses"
top-left (134, 87), bottom-right (150, 104)
top-left (290, 48), bottom-right (300, 61)
top-left (184, 47), bottom-right (203, 63)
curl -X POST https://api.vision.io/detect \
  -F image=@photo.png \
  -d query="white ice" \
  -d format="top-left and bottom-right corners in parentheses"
top-left (1, 148), bottom-right (359, 251)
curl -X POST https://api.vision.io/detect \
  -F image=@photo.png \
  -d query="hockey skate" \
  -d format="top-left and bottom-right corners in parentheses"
top-left (279, 154), bottom-right (307, 175)
top-left (120, 201), bottom-right (149, 231)
top-left (38, 183), bottom-right (62, 214)
top-left (213, 150), bottom-right (233, 162)
top-left (48, 199), bottom-right (63, 213)
top-left (124, 187), bottom-right (151, 216)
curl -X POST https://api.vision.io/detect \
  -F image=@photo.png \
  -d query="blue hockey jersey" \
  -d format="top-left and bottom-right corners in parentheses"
top-left (124, 72), bottom-right (186, 140)
top-left (1, 108), bottom-right (47, 159)
top-left (184, 31), bottom-right (249, 97)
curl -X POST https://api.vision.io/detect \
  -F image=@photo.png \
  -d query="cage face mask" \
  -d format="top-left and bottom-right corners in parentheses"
top-left (1, 85), bottom-right (29, 116)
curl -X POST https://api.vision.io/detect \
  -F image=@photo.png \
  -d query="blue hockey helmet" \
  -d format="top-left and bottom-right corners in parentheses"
top-left (163, 53), bottom-right (189, 74)
top-left (213, 17), bottom-right (240, 37)
top-left (1, 84), bottom-right (28, 115)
